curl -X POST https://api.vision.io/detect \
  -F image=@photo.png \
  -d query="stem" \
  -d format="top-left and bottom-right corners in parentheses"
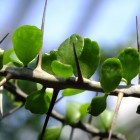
top-left (40, 89), bottom-right (59, 140)
top-left (36, 0), bottom-right (48, 70)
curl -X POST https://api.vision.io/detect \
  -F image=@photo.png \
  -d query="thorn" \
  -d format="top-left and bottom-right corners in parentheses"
top-left (136, 16), bottom-right (140, 52)
top-left (36, 0), bottom-right (48, 70)
top-left (0, 86), bottom-right (3, 116)
top-left (136, 16), bottom-right (140, 84)
top-left (73, 43), bottom-right (83, 82)
top-left (0, 33), bottom-right (9, 44)
top-left (108, 92), bottom-right (123, 140)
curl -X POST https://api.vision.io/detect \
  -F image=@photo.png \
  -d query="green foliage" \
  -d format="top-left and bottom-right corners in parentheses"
top-left (57, 34), bottom-right (83, 67)
top-left (51, 60), bottom-right (73, 78)
top-left (79, 102), bottom-right (90, 119)
top-left (62, 88), bottom-right (84, 96)
top-left (100, 58), bottom-right (122, 93)
top-left (78, 38), bottom-right (100, 78)
top-left (65, 101), bottom-right (81, 125)
top-left (87, 95), bottom-right (107, 116)
top-left (3, 48), bottom-right (13, 65)
top-left (2, 24), bottom-right (140, 140)
top-left (100, 110), bottom-right (114, 131)
top-left (25, 88), bottom-right (50, 114)
top-left (118, 47), bottom-right (140, 84)
top-left (12, 25), bottom-right (42, 66)
top-left (0, 48), bottom-right (4, 69)
top-left (42, 50), bottom-right (57, 74)
top-left (38, 126), bottom-right (62, 140)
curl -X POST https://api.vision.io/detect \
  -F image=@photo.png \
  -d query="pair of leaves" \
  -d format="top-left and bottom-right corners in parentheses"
top-left (42, 34), bottom-right (100, 79)
top-left (25, 88), bottom-right (50, 114)
top-left (100, 47), bottom-right (140, 94)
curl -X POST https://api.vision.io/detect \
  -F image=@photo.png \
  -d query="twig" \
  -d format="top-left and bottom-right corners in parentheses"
top-left (40, 89), bottom-right (59, 140)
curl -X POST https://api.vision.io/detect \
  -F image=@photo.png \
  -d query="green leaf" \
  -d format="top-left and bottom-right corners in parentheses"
top-left (100, 110), bottom-right (114, 131)
top-left (0, 48), bottom-right (4, 69)
top-left (62, 88), bottom-right (84, 96)
top-left (3, 48), bottom-right (13, 65)
top-left (57, 34), bottom-right (83, 67)
top-left (100, 58), bottom-right (122, 93)
top-left (65, 101), bottom-right (81, 125)
top-left (42, 50), bottom-right (57, 74)
top-left (38, 126), bottom-right (62, 140)
top-left (10, 51), bottom-right (23, 66)
top-left (51, 60), bottom-right (73, 78)
top-left (118, 47), bottom-right (140, 84)
top-left (25, 88), bottom-right (50, 114)
top-left (80, 102), bottom-right (90, 119)
top-left (78, 38), bottom-right (100, 78)
top-left (12, 25), bottom-right (42, 66)
top-left (87, 95), bottom-right (107, 116)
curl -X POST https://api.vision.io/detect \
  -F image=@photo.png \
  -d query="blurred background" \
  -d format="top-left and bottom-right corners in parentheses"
top-left (0, 0), bottom-right (140, 140)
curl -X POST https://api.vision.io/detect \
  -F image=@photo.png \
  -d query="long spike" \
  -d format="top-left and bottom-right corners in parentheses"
top-left (0, 86), bottom-right (3, 116)
top-left (136, 16), bottom-right (140, 84)
top-left (36, 0), bottom-right (48, 70)
top-left (73, 43), bottom-right (83, 82)
top-left (108, 92), bottom-right (123, 140)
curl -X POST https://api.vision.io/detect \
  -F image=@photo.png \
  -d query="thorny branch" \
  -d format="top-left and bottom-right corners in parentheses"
top-left (1, 66), bottom-right (140, 98)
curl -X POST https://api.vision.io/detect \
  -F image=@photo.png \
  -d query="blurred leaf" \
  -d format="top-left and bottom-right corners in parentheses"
top-left (100, 110), bottom-right (114, 131)
top-left (42, 50), bottom-right (57, 74)
top-left (87, 95), bottom-right (107, 116)
top-left (78, 38), bottom-right (100, 78)
top-left (12, 25), bottom-right (42, 66)
top-left (118, 47), bottom-right (140, 84)
top-left (62, 88), bottom-right (84, 96)
top-left (38, 126), bottom-right (62, 140)
top-left (25, 88), bottom-right (50, 114)
top-left (65, 101), bottom-right (81, 125)
top-left (100, 58), bottom-right (122, 93)
top-left (51, 60), bottom-right (73, 78)
top-left (80, 102), bottom-right (90, 119)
